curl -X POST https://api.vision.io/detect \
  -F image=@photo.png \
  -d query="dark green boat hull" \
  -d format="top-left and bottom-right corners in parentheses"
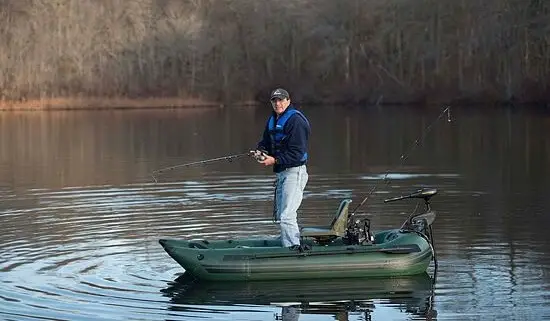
top-left (159, 229), bottom-right (434, 281)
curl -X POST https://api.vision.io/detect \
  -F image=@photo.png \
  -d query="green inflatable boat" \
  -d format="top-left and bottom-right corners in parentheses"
top-left (159, 189), bottom-right (438, 281)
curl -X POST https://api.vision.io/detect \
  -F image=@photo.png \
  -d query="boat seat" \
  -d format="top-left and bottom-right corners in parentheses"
top-left (301, 199), bottom-right (352, 241)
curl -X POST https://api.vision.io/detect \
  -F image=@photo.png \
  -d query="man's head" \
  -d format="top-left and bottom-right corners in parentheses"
top-left (270, 88), bottom-right (291, 115)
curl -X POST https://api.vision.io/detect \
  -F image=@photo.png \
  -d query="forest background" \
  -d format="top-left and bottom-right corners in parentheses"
top-left (1, 0), bottom-right (549, 109)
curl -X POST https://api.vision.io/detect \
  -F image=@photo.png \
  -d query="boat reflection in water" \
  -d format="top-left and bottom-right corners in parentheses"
top-left (161, 272), bottom-right (437, 320)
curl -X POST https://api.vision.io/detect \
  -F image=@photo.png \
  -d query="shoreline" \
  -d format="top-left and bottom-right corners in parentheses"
top-left (0, 97), bottom-right (547, 111)
top-left (0, 97), bottom-right (260, 111)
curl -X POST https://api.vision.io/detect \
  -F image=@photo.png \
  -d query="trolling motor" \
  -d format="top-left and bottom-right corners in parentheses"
top-left (384, 188), bottom-right (439, 268)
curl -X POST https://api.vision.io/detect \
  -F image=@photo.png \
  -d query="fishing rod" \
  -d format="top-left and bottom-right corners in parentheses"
top-left (151, 152), bottom-right (253, 183)
top-left (349, 106), bottom-right (452, 216)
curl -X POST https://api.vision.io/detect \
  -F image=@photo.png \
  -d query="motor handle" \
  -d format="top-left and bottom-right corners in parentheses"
top-left (384, 189), bottom-right (438, 203)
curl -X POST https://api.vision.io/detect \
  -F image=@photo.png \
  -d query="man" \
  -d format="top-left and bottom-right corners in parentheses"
top-left (251, 88), bottom-right (310, 248)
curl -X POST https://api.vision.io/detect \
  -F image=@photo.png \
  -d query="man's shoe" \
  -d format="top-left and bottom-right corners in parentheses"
top-left (289, 244), bottom-right (311, 252)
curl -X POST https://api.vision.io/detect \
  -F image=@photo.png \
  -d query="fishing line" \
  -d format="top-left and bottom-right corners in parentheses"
top-left (349, 106), bottom-right (452, 216)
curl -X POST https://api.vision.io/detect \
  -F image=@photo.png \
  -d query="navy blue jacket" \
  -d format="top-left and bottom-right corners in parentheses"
top-left (257, 105), bottom-right (310, 173)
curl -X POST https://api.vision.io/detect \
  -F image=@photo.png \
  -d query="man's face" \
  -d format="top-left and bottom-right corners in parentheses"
top-left (271, 97), bottom-right (290, 115)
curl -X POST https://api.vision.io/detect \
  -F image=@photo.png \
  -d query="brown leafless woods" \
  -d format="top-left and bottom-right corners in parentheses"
top-left (0, 0), bottom-right (549, 106)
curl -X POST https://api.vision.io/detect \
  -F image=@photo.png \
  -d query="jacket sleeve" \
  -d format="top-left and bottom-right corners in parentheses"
top-left (275, 115), bottom-right (309, 165)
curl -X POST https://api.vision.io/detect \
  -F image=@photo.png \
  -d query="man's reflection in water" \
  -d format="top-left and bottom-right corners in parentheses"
top-left (336, 311), bottom-right (354, 321)
top-left (275, 306), bottom-right (299, 321)
top-left (281, 306), bottom-right (299, 320)
top-left (275, 306), bottom-right (356, 321)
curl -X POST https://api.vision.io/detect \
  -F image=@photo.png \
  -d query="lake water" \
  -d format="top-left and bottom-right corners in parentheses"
top-left (1, 106), bottom-right (549, 320)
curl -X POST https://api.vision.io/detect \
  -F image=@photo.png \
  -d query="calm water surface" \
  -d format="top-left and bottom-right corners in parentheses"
top-left (1, 106), bottom-right (550, 320)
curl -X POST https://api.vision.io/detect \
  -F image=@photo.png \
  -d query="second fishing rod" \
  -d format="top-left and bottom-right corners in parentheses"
top-left (349, 106), bottom-right (452, 217)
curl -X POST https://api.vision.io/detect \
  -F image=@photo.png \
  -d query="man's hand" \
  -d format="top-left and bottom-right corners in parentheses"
top-left (259, 155), bottom-right (276, 166)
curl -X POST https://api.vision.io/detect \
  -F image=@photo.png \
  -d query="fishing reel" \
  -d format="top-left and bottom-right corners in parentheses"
top-left (248, 150), bottom-right (268, 162)
top-left (344, 215), bottom-right (374, 245)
